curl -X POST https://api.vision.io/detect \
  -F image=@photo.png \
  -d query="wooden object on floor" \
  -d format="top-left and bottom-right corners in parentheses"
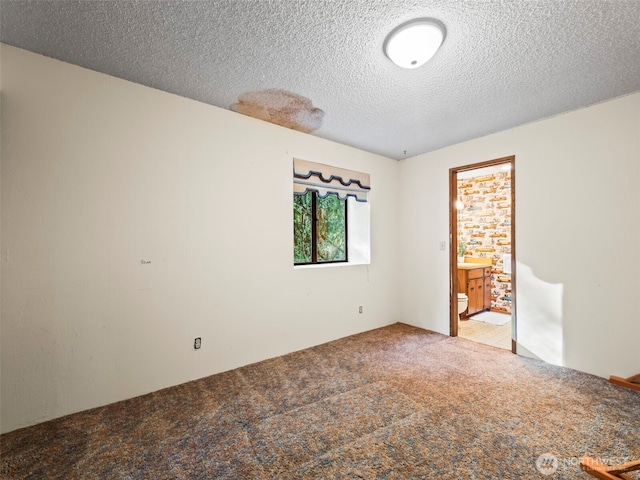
top-left (580, 456), bottom-right (640, 480)
top-left (457, 265), bottom-right (492, 318)
top-left (609, 373), bottom-right (640, 391)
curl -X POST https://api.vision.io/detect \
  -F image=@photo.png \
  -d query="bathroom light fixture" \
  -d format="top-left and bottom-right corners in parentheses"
top-left (384, 18), bottom-right (445, 69)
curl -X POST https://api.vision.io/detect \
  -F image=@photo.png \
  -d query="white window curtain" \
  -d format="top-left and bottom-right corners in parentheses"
top-left (293, 159), bottom-right (370, 202)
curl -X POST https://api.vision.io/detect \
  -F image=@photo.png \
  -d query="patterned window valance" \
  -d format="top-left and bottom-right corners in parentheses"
top-left (293, 159), bottom-right (370, 202)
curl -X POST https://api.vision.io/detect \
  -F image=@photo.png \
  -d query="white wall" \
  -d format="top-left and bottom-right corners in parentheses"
top-left (0, 45), bottom-right (400, 433)
top-left (399, 91), bottom-right (640, 380)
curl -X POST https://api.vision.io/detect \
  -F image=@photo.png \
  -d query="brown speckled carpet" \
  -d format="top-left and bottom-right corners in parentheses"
top-left (1, 323), bottom-right (639, 479)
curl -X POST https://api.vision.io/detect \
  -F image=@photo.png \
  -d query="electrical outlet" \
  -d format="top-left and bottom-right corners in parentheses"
top-left (194, 337), bottom-right (201, 350)
top-left (440, 241), bottom-right (446, 251)
top-left (358, 306), bottom-right (363, 314)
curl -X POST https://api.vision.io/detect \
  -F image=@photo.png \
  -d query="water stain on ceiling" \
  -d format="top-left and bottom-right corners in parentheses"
top-left (231, 89), bottom-right (324, 134)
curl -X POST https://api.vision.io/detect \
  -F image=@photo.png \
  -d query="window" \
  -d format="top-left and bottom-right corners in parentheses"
top-left (293, 159), bottom-right (370, 266)
top-left (294, 190), bottom-right (347, 264)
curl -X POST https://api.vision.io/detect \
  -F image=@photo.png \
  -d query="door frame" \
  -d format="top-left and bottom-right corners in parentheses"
top-left (449, 155), bottom-right (517, 353)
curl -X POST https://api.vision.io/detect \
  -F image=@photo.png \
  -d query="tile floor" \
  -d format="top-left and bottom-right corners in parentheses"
top-left (458, 313), bottom-right (512, 350)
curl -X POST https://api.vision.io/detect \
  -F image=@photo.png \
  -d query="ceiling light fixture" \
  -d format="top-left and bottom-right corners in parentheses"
top-left (384, 18), bottom-right (445, 69)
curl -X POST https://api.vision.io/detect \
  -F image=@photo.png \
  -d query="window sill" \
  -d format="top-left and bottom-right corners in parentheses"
top-left (294, 260), bottom-right (368, 270)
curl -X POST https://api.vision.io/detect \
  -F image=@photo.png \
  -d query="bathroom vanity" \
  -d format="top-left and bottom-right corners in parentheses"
top-left (457, 264), bottom-right (492, 318)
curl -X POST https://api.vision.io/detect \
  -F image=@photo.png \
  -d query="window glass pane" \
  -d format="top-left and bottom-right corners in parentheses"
top-left (317, 193), bottom-right (346, 262)
top-left (293, 192), bottom-right (312, 263)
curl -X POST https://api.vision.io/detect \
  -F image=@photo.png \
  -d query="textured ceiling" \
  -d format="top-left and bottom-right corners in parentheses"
top-left (2, 0), bottom-right (640, 160)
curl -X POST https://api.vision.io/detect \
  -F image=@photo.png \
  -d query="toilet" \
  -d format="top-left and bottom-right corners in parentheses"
top-left (457, 293), bottom-right (468, 320)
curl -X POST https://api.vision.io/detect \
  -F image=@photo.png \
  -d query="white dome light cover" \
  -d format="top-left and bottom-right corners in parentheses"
top-left (384, 19), bottom-right (446, 69)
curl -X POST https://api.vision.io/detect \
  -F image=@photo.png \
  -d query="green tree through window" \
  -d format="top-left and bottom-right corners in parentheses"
top-left (294, 191), bottom-right (346, 264)
top-left (293, 191), bottom-right (313, 263)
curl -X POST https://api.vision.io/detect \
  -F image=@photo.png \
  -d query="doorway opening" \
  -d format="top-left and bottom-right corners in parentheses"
top-left (449, 156), bottom-right (516, 352)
